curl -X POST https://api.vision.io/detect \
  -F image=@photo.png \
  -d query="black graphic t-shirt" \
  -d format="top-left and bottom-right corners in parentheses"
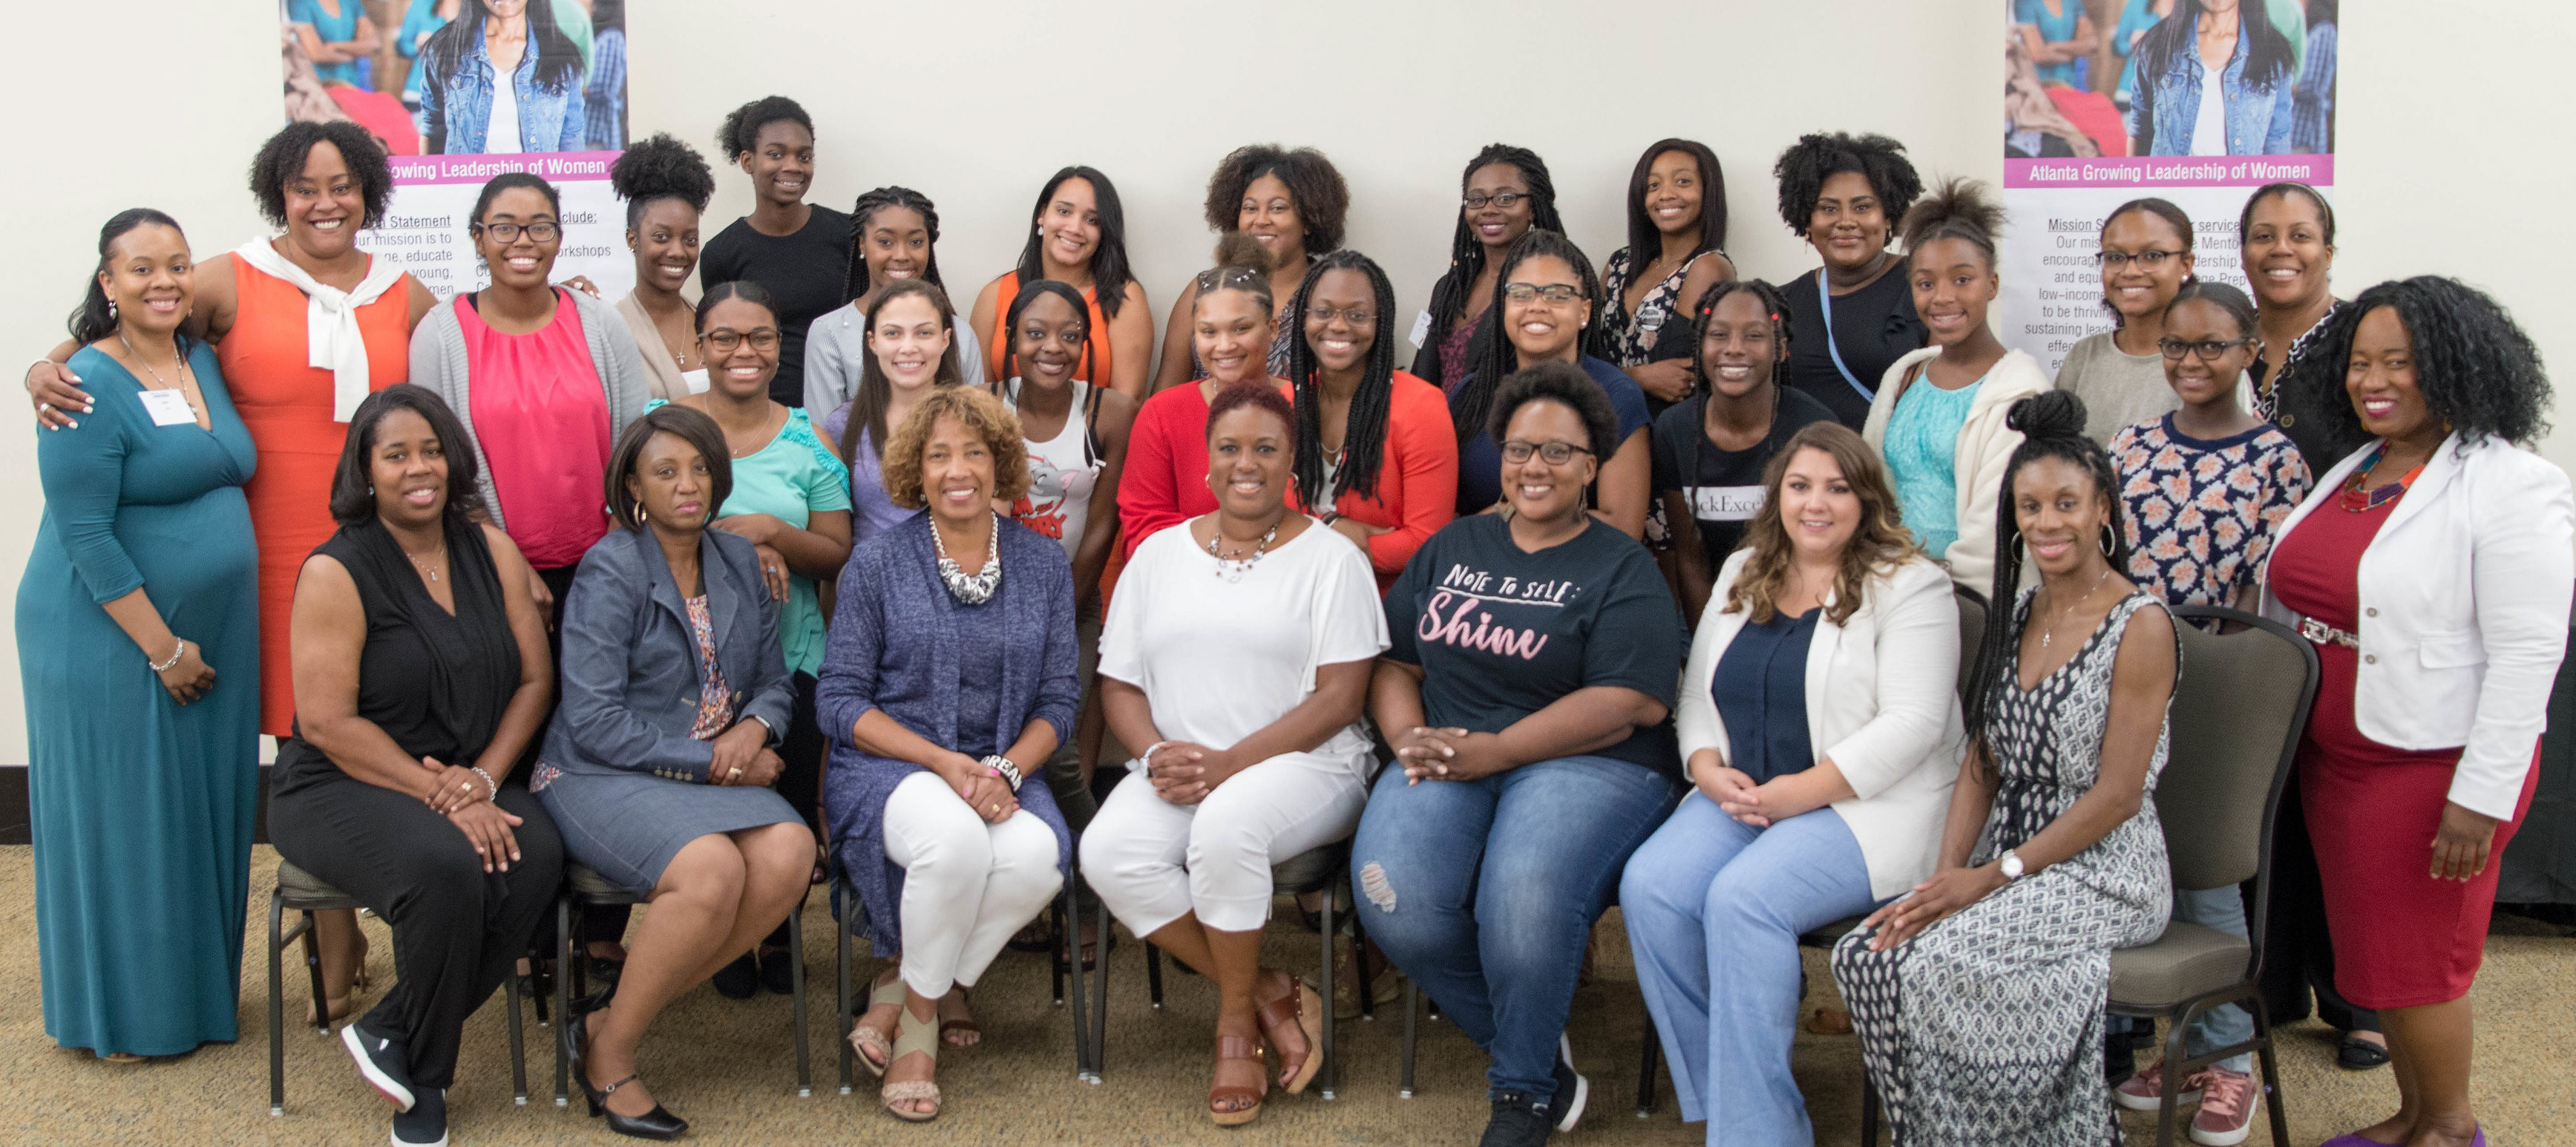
top-left (1650, 387), bottom-right (1838, 570)
top-left (1383, 514), bottom-right (1683, 778)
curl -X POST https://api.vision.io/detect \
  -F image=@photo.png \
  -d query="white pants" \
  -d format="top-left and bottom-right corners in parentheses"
top-left (882, 771), bottom-right (1063, 998)
top-left (1078, 752), bottom-right (1367, 936)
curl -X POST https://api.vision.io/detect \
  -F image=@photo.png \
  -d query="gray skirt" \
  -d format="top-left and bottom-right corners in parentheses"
top-left (536, 766), bottom-right (802, 894)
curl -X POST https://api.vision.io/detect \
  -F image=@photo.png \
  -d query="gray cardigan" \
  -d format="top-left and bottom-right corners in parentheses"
top-left (408, 288), bottom-right (651, 533)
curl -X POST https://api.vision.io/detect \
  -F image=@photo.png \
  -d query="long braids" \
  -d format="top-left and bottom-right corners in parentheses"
top-left (1414, 145), bottom-right (1567, 379)
top-left (1450, 229), bottom-right (1602, 451)
top-left (841, 186), bottom-right (943, 304)
top-left (1285, 249), bottom-right (1399, 506)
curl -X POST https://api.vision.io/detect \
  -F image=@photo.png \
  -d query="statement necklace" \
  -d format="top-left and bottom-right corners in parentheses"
top-left (1207, 517), bottom-right (1282, 583)
top-left (2339, 445), bottom-right (2423, 514)
top-left (933, 512), bottom-right (1002, 605)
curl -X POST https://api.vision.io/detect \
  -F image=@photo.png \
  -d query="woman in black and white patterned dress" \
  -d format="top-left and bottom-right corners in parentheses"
top-left (1832, 391), bottom-right (2179, 1146)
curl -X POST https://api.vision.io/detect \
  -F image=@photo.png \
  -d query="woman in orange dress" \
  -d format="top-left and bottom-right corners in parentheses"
top-left (24, 121), bottom-right (435, 1021)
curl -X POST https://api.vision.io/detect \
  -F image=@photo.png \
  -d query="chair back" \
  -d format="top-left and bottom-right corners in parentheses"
top-left (1953, 585), bottom-right (1987, 704)
top-left (2157, 607), bottom-right (2316, 894)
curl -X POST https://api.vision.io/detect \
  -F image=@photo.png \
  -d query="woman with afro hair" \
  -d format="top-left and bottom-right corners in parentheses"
top-left (23, 121), bottom-right (439, 1022)
top-left (1151, 144), bottom-right (1351, 393)
top-left (2261, 277), bottom-right (2569, 1147)
top-left (1771, 132), bottom-right (1928, 431)
top-left (609, 133), bottom-right (718, 402)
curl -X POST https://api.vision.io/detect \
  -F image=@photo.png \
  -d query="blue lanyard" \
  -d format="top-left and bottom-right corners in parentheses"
top-left (1818, 271), bottom-right (1875, 405)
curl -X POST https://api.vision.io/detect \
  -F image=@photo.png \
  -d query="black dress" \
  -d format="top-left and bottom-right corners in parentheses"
top-left (1778, 266), bottom-right (1926, 431)
top-left (266, 517), bottom-right (565, 1091)
top-left (699, 205), bottom-right (854, 408)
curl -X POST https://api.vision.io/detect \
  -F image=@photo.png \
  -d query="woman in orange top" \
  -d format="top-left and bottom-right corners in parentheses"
top-left (968, 166), bottom-right (1154, 403)
top-left (24, 121), bottom-right (435, 1022)
top-left (1281, 250), bottom-right (1456, 593)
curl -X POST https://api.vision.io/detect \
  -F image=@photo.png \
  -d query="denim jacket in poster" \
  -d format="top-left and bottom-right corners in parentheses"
top-left (2131, 24), bottom-right (2296, 157)
top-left (416, 33), bottom-right (586, 154)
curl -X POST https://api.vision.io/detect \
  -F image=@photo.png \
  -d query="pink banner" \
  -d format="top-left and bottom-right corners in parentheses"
top-left (390, 151), bottom-right (623, 187)
top-left (2005, 154), bottom-right (2334, 190)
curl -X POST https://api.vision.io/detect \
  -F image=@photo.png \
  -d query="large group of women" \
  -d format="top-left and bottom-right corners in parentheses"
top-left (16, 96), bottom-right (2568, 1147)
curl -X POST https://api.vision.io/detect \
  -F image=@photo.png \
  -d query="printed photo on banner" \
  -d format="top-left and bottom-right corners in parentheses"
top-left (1996, 1), bottom-right (2339, 373)
top-left (277, 0), bottom-right (635, 299)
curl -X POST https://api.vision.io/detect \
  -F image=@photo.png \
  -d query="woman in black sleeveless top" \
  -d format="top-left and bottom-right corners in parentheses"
top-left (266, 385), bottom-right (563, 1147)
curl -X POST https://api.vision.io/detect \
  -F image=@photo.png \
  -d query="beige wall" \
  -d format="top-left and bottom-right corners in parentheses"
top-left (0, 1), bottom-right (2568, 760)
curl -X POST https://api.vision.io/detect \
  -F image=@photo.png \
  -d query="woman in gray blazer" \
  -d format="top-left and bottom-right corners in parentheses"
top-left (534, 405), bottom-right (812, 1140)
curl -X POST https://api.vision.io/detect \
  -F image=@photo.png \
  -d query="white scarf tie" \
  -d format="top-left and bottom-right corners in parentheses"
top-left (232, 238), bottom-right (406, 422)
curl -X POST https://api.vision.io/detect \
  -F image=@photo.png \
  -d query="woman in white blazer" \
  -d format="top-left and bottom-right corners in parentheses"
top-left (1621, 421), bottom-right (1962, 1146)
top-left (2259, 277), bottom-right (2570, 1147)
top-left (1860, 179), bottom-right (2050, 601)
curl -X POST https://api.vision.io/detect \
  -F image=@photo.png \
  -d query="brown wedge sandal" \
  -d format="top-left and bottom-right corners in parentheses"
top-left (1208, 1031), bottom-right (1269, 1127)
top-left (1256, 976), bottom-right (1325, 1094)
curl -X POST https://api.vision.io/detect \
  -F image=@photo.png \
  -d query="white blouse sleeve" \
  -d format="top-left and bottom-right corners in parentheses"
top-left (1303, 532), bottom-right (1393, 690)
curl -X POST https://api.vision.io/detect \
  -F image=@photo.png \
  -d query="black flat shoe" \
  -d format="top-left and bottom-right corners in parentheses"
top-left (587, 1073), bottom-right (687, 1140)
top-left (392, 1085), bottom-right (446, 1146)
top-left (2339, 1032), bottom-right (2391, 1070)
top-left (758, 947), bottom-right (796, 996)
top-left (711, 952), bottom-right (759, 1000)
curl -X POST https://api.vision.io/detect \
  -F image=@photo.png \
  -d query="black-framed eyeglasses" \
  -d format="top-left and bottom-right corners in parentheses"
top-left (1463, 191), bottom-right (1530, 211)
top-left (700, 328), bottom-right (781, 353)
top-left (1304, 306), bottom-right (1377, 327)
top-left (473, 221), bottom-right (560, 243)
top-left (2157, 336), bottom-right (2255, 362)
top-left (1500, 439), bottom-right (1594, 465)
top-left (1502, 282), bottom-right (1583, 304)
top-left (2094, 249), bottom-right (2183, 269)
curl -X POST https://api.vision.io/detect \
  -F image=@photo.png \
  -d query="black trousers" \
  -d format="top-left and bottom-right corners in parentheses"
top-left (269, 774), bottom-right (566, 1089)
top-left (2259, 768), bottom-right (2382, 1034)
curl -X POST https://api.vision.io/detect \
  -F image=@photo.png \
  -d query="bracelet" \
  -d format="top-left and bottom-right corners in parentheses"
top-left (25, 357), bottom-right (57, 390)
top-left (982, 754), bottom-right (1023, 792)
top-left (469, 766), bottom-right (499, 801)
top-left (1141, 740), bottom-right (1178, 768)
top-left (149, 638), bottom-right (186, 673)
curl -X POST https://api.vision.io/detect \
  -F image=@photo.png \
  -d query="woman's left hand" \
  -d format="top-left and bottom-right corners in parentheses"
top-left (2431, 800), bottom-right (2501, 881)
top-left (751, 542), bottom-right (790, 602)
top-left (1147, 742), bottom-right (1217, 805)
top-left (1628, 359), bottom-right (1697, 405)
top-left (1723, 775), bottom-right (1825, 828)
top-left (421, 757), bottom-right (488, 814)
top-left (1328, 517), bottom-right (1386, 552)
top-left (1859, 863), bottom-right (2008, 951)
top-left (556, 275), bottom-right (601, 298)
top-left (714, 513), bottom-right (786, 545)
top-left (961, 772), bottom-right (1018, 823)
top-left (1400, 728), bottom-right (1509, 783)
top-left (707, 721), bottom-right (767, 785)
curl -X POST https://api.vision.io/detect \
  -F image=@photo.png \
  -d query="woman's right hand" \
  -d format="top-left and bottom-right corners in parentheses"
top-left (706, 721), bottom-right (767, 785)
top-left (1688, 754), bottom-right (1760, 820)
top-left (26, 359), bottom-right (91, 431)
top-left (155, 638), bottom-right (215, 705)
top-left (448, 800), bottom-right (525, 873)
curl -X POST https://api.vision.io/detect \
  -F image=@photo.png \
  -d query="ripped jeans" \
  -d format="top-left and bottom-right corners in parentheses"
top-left (1351, 755), bottom-right (1681, 1101)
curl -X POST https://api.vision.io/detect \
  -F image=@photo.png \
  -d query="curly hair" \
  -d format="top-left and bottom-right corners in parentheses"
top-left (1772, 131), bottom-right (1924, 240)
top-left (842, 186), bottom-right (944, 302)
top-left (879, 385), bottom-right (1031, 509)
top-left (330, 385), bottom-right (487, 528)
top-left (1900, 177), bottom-right (2006, 268)
top-left (1488, 361), bottom-right (1619, 465)
top-left (1723, 422), bottom-right (1919, 627)
top-left (2299, 276), bottom-right (2552, 448)
top-left (609, 133), bottom-right (715, 229)
top-left (249, 121), bottom-right (394, 231)
top-left (716, 95), bottom-right (813, 160)
top-left (606, 405), bottom-right (734, 532)
top-left (1963, 390), bottom-right (2130, 751)
top-left (1203, 144), bottom-right (1349, 255)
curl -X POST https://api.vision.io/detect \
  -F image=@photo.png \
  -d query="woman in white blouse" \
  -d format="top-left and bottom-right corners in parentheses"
top-left (1077, 382), bottom-right (1389, 1128)
top-left (1622, 421), bottom-right (1962, 1146)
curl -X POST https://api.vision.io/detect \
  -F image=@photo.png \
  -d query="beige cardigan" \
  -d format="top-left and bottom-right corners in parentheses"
top-left (614, 290), bottom-right (695, 402)
top-left (1861, 346), bottom-right (2051, 599)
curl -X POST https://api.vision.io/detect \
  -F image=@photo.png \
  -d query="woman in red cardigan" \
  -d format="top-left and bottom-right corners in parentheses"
top-left (1280, 249), bottom-right (1456, 592)
top-left (1118, 234), bottom-right (1282, 558)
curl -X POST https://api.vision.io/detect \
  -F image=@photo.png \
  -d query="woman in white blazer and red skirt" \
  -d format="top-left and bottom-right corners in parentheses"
top-left (1622, 421), bottom-right (1962, 1146)
top-left (2260, 277), bottom-right (2570, 1147)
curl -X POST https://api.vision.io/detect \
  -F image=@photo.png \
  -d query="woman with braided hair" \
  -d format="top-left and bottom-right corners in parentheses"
top-left (1772, 132), bottom-right (1929, 430)
top-left (1281, 249), bottom-right (1455, 591)
top-left (807, 186), bottom-right (986, 414)
top-left (609, 134), bottom-right (718, 402)
top-left (1408, 144), bottom-right (1569, 394)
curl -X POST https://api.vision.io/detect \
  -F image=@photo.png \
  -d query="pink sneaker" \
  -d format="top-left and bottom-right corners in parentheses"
top-left (2189, 1067), bottom-right (2261, 1146)
top-left (2113, 1059), bottom-right (2205, 1111)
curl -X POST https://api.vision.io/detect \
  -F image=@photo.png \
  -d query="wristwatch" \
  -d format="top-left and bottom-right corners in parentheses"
top-left (1999, 849), bottom-right (2027, 881)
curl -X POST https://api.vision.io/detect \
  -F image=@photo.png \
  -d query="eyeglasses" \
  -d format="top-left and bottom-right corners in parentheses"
top-left (700, 328), bottom-right (781, 353)
top-left (2094, 249), bottom-right (2183, 269)
top-left (1463, 191), bottom-right (1530, 211)
top-left (1502, 282), bottom-right (1584, 304)
top-left (1499, 439), bottom-right (1594, 465)
top-left (474, 221), bottom-right (560, 243)
top-left (1304, 306), bottom-right (1376, 327)
top-left (2157, 336), bottom-right (2255, 362)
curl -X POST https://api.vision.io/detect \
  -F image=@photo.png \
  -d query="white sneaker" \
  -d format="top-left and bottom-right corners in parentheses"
top-left (1549, 1033), bottom-right (1589, 1133)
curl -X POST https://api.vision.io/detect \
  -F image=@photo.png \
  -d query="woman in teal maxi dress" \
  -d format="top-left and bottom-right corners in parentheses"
top-left (18, 336), bottom-right (260, 1057)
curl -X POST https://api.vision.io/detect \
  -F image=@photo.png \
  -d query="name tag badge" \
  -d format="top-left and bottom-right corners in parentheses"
top-left (1688, 485), bottom-right (1766, 521)
top-left (681, 368), bottom-right (712, 395)
top-left (137, 388), bottom-right (197, 427)
top-left (1636, 303), bottom-right (1667, 333)
top-left (1409, 310), bottom-right (1433, 349)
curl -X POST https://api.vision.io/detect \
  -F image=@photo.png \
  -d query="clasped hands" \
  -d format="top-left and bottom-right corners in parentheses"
top-left (1391, 726), bottom-right (1510, 785)
top-left (420, 755), bottom-right (522, 874)
top-left (936, 753), bottom-right (1020, 824)
top-left (707, 721), bottom-right (784, 789)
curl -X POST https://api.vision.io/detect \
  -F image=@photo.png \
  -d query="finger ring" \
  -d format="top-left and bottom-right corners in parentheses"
top-left (727, 767), bottom-right (742, 779)
top-left (38, 402), bottom-right (51, 414)
top-left (989, 803), bottom-right (1000, 813)
top-left (767, 566), bottom-right (779, 575)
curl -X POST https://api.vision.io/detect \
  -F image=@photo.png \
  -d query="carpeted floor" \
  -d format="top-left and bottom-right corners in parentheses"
top-left (1, 845), bottom-right (2569, 1146)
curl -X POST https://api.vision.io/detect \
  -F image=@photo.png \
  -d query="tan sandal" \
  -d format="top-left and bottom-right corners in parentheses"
top-left (1256, 977), bottom-right (1325, 1094)
top-left (939, 987), bottom-right (980, 1048)
top-left (879, 1001), bottom-right (942, 1122)
top-left (1208, 1031), bottom-right (1268, 1127)
top-left (849, 976), bottom-right (904, 1079)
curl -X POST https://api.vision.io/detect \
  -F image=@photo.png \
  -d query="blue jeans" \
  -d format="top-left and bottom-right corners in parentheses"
top-left (1622, 795), bottom-right (1878, 1146)
top-left (2174, 886), bottom-right (2255, 1074)
top-left (1353, 755), bottom-right (1681, 1101)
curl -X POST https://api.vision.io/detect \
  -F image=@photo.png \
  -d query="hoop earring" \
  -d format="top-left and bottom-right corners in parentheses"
top-left (2010, 533), bottom-right (2026, 567)
top-left (2099, 525), bottom-right (2117, 558)
top-left (634, 503), bottom-right (649, 526)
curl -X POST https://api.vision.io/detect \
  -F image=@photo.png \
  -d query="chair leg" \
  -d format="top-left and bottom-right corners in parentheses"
top-left (1636, 1023), bottom-right (1659, 1118)
top-left (2156, 1013), bottom-right (2192, 1147)
top-left (789, 906), bottom-right (811, 1097)
top-left (300, 909), bottom-right (330, 1035)
top-left (1400, 981), bottom-right (1418, 1099)
top-left (836, 880), bottom-right (853, 1095)
top-left (1146, 941), bottom-right (1164, 1007)
top-left (1050, 898), bottom-right (1066, 1007)
top-left (1061, 880), bottom-right (1092, 1081)
top-left (1353, 909), bottom-right (1377, 1022)
top-left (269, 892), bottom-right (287, 1116)
top-left (1088, 895), bottom-right (1111, 1078)
top-left (505, 961), bottom-right (528, 1105)
top-left (1317, 882), bottom-right (1337, 1101)
top-left (2252, 999), bottom-right (2292, 1147)
top-left (553, 896), bottom-right (572, 1107)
